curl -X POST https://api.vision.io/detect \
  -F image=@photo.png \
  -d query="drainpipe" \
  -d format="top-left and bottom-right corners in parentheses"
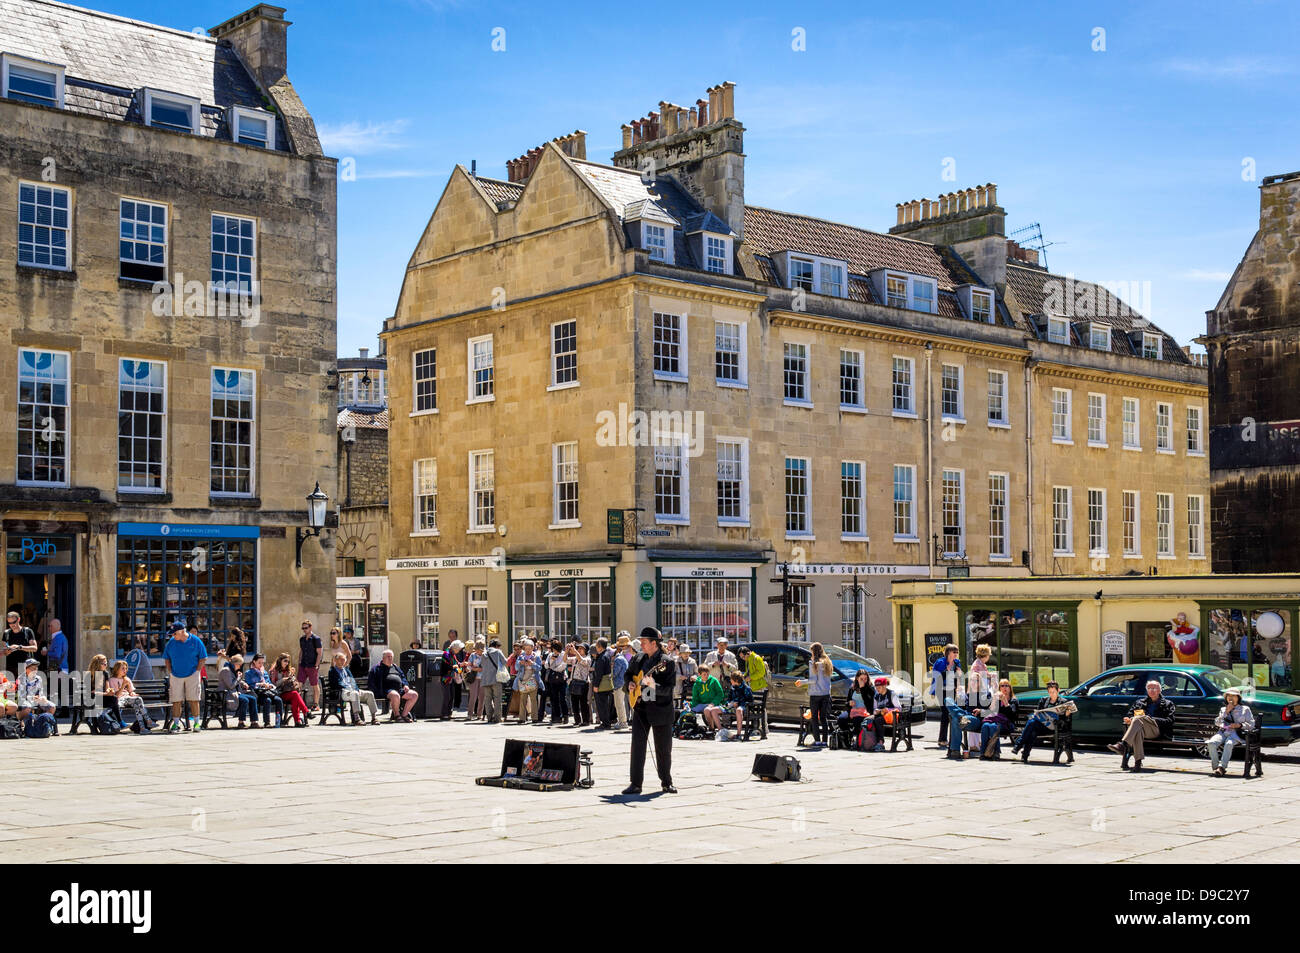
top-left (924, 343), bottom-right (935, 577)
top-left (1024, 358), bottom-right (1036, 575)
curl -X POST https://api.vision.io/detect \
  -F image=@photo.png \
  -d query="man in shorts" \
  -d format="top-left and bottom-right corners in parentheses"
top-left (298, 619), bottom-right (323, 711)
top-left (163, 622), bottom-right (206, 731)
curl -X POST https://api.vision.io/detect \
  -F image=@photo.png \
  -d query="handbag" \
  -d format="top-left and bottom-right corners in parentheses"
top-left (849, 706), bottom-right (869, 718)
top-left (597, 674), bottom-right (614, 693)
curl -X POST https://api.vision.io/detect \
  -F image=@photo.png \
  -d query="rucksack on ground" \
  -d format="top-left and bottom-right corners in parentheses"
top-left (856, 727), bottom-right (877, 751)
top-left (23, 712), bottom-right (56, 738)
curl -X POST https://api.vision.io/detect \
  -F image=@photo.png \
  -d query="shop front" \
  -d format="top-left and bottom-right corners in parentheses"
top-left (892, 574), bottom-right (1300, 694)
top-left (115, 522), bottom-right (258, 657)
top-left (4, 529), bottom-right (78, 668)
top-left (507, 561), bottom-right (616, 645)
top-left (384, 553), bottom-right (504, 651)
top-left (653, 554), bottom-right (763, 652)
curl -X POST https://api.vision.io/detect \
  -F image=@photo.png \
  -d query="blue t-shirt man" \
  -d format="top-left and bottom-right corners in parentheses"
top-left (164, 632), bottom-right (206, 678)
top-left (46, 627), bottom-right (69, 672)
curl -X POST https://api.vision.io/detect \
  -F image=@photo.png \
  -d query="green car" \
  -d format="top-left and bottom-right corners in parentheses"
top-left (1016, 664), bottom-right (1300, 748)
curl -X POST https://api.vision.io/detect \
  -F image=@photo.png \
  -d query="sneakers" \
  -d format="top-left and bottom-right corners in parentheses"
top-left (169, 721), bottom-right (182, 733)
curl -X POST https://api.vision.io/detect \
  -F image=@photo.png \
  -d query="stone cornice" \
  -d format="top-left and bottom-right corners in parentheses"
top-left (769, 309), bottom-right (1030, 361)
top-left (1032, 359), bottom-right (1208, 396)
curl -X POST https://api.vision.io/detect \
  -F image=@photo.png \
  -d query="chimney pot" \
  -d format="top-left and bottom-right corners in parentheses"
top-left (896, 203), bottom-right (905, 226)
top-left (987, 183), bottom-right (997, 206)
top-left (358, 347), bottom-right (368, 359)
top-left (696, 97), bottom-right (709, 125)
top-left (720, 81), bottom-right (736, 120)
top-left (708, 86), bottom-right (722, 123)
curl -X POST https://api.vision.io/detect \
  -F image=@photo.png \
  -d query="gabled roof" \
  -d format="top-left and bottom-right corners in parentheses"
top-left (474, 176), bottom-right (524, 210)
top-left (1004, 263), bottom-right (1188, 363)
top-left (0, 0), bottom-right (285, 147)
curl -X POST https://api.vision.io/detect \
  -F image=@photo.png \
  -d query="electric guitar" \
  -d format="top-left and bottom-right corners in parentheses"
top-left (627, 658), bottom-right (668, 709)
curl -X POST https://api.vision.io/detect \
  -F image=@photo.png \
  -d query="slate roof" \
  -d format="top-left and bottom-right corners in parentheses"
top-left (0, 0), bottom-right (287, 148)
top-left (474, 176), bottom-right (523, 210)
top-left (1004, 263), bottom-right (1188, 364)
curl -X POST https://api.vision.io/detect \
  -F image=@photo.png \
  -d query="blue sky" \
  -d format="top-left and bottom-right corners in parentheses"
top-left (98, 0), bottom-right (1300, 355)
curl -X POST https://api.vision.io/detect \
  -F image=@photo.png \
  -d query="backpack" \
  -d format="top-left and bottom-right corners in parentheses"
top-left (0, 717), bottom-right (22, 740)
top-left (95, 712), bottom-right (123, 735)
top-left (23, 712), bottom-right (56, 738)
top-left (856, 727), bottom-right (877, 752)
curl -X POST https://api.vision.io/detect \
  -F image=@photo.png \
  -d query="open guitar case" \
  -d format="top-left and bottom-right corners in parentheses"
top-left (475, 739), bottom-right (581, 791)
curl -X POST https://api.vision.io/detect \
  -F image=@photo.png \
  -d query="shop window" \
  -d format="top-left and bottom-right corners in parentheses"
top-left (659, 577), bottom-right (751, 652)
top-left (116, 535), bottom-right (255, 656)
top-left (1207, 608), bottom-right (1292, 689)
top-left (511, 580), bottom-right (545, 645)
top-left (574, 579), bottom-right (611, 641)
top-left (1128, 621), bottom-right (1174, 664)
top-left (963, 606), bottom-right (1074, 690)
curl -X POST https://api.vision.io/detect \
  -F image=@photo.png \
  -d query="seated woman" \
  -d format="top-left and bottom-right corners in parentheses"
top-left (977, 679), bottom-right (1018, 760)
top-left (1012, 680), bottom-right (1071, 761)
top-left (244, 653), bottom-right (284, 727)
top-left (0, 670), bottom-right (17, 718)
top-left (85, 654), bottom-right (121, 730)
top-left (218, 654), bottom-right (261, 728)
top-left (725, 670), bottom-right (752, 738)
top-left (866, 676), bottom-right (900, 751)
top-left (270, 653), bottom-right (310, 726)
top-left (837, 669), bottom-right (875, 740)
top-left (690, 663), bottom-right (727, 731)
top-left (106, 658), bottom-right (157, 733)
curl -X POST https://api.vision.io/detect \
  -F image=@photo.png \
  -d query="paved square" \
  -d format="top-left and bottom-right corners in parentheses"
top-left (6, 718), bottom-right (1298, 863)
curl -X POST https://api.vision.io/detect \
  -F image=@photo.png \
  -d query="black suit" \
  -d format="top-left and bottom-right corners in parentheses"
top-left (626, 649), bottom-right (676, 788)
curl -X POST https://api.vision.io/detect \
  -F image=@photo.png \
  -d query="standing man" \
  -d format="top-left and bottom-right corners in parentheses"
top-left (480, 638), bottom-right (508, 724)
top-left (624, 627), bottom-right (677, 795)
top-left (162, 621), bottom-right (206, 731)
top-left (590, 637), bottom-right (614, 729)
top-left (611, 633), bottom-right (632, 730)
top-left (3, 611), bottom-right (38, 678)
top-left (298, 619), bottom-right (323, 712)
top-left (930, 644), bottom-right (962, 748)
top-left (703, 637), bottom-right (737, 684)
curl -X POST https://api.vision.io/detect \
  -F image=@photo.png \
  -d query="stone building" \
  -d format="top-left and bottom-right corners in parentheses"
top-left (381, 83), bottom-right (1208, 676)
top-left (0, 1), bottom-right (336, 669)
top-left (335, 346), bottom-right (389, 644)
top-left (1204, 170), bottom-right (1300, 573)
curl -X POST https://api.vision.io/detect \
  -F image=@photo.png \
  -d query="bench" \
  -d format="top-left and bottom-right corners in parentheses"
top-left (317, 676), bottom-right (397, 725)
top-left (69, 677), bottom-right (173, 734)
top-left (803, 696), bottom-right (914, 752)
top-left (1010, 707), bottom-right (1075, 764)
top-left (1164, 710), bottom-right (1262, 777)
top-left (677, 690), bottom-right (769, 741)
top-left (202, 681), bottom-right (290, 729)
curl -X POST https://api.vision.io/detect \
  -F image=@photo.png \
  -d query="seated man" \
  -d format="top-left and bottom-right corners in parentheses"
top-left (1013, 680), bottom-right (1072, 762)
top-left (725, 670), bottom-right (752, 739)
top-left (945, 666), bottom-right (994, 760)
top-left (330, 652), bottom-right (380, 725)
top-left (1207, 686), bottom-right (1254, 776)
top-left (368, 649), bottom-right (417, 723)
top-left (1109, 680), bottom-right (1175, 772)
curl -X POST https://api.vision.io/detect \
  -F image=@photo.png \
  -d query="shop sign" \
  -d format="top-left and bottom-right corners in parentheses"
top-left (785, 563), bottom-right (928, 576)
top-left (5, 535), bottom-right (73, 568)
top-left (386, 554), bottom-right (503, 571)
top-left (924, 632), bottom-right (953, 670)
top-left (118, 522), bottom-right (259, 540)
top-left (511, 565), bottom-right (612, 580)
top-left (660, 564), bottom-right (751, 579)
top-left (367, 604), bottom-right (388, 646)
top-left (1102, 629), bottom-right (1126, 670)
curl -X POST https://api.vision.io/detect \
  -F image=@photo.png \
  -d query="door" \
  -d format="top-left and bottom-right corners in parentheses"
top-left (549, 603), bottom-right (572, 642)
top-left (1153, 671), bottom-right (1217, 721)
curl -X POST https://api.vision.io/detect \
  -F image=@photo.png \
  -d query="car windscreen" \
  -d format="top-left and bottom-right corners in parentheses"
top-left (831, 659), bottom-right (878, 680)
top-left (1200, 669), bottom-right (1249, 692)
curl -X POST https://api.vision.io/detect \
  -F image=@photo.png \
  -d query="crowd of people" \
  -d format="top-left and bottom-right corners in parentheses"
top-left (0, 616), bottom-right (1264, 776)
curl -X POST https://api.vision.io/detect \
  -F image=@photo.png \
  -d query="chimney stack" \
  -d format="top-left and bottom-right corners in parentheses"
top-left (210, 4), bottom-right (290, 88)
top-left (612, 82), bottom-right (745, 238)
top-left (505, 130), bottom-right (587, 184)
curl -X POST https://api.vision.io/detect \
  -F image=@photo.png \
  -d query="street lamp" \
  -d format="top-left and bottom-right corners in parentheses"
top-left (296, 481), bottom-right (329, 568)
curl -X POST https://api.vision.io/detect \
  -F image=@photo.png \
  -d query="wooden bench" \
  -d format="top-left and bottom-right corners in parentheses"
top-left (1011, 707), bottom-right (1075, 764)
top-left (803, 696), bottom-right (914, 751)
top-left (69, 677), bottom-right (173, 734)
top-left (318, 676), bottom-right (395, 725)
top-left (1165, 710), bottom-right (1262, 777)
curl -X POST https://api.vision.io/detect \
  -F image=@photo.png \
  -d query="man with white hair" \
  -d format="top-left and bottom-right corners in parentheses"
top-left (368, 649), bottom-right (418, 723)
top-left (703, 637), bottom-right (738, 683)
top-left (1108, 680), bottom-right (1176, 772)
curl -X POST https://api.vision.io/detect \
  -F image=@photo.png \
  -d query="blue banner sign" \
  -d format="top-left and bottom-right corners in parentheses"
top-left (117, 523), bottom-right (260, 540)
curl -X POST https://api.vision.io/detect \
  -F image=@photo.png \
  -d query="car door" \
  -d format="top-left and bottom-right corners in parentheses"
top-left (770, 647), bottom-right (810, 720)
top-left (1072, 669), bottom-right (1146, 737)
top-left (1158, 672), bottom-right (1218, 725)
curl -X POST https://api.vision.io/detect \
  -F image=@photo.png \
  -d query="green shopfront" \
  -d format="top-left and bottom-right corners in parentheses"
top-left (957, 602), bottom-right (1079, 692)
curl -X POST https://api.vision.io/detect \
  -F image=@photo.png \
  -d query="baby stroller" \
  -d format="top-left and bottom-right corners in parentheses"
top-left (674, 708), bottom-right (710, 740)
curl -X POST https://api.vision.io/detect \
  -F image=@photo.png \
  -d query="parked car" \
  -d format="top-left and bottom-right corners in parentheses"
top-left (1016, 663), bottom-right (1300, 748)
top-left (744, 642), bottom-right (925, 725)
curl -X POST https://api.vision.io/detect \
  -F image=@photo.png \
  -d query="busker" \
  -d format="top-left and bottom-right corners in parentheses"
top-left (623, 627), bottom-right (677, 795)
top-left (1109, 680), bottom-right (1176, 772)
top-left (1207, 686), bottom-right (1255, 776)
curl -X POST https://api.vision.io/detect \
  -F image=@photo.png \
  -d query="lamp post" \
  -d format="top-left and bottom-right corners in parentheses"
top-left (295, 481), bottom-right (329, 568)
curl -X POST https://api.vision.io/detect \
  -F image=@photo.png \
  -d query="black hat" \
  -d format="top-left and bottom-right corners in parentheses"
top-left (638, 626), bottom-right (662, 644)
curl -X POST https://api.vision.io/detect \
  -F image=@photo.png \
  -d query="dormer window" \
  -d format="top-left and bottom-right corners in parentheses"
top-left (2, 54), bottom-right (64, 108)
top-left (971, 289), bottom-right (992, 323)
top-left (784, 253), bottom-right (849, 297)
top-left (879, 271), bottom-right (937, 313)
top-left (1047, 315), bottom-right (1069, 345)
top-left (1089, 323), bottom-right (1111, 351)
top-left (144, 89), bottom-right (200, 134)
top-left (704, 235), bottom-right (729, 274)
top-left (644, 224), bottom-right (669, 262)
top-left (1142, 332), bottom-right (1162, 360)
top-left (229, 106), bottom-right (276, 149)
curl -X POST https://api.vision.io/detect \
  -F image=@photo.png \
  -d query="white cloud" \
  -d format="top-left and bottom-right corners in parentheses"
top-left (318, 119), bottom-right (410, 156)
